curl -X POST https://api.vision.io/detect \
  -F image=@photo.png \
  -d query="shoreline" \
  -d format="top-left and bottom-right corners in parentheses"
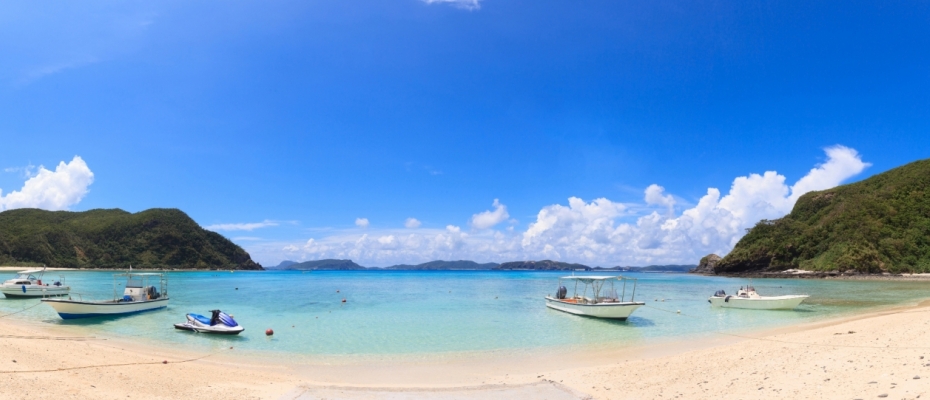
top-left (3, 297), bottom-right (930, 398)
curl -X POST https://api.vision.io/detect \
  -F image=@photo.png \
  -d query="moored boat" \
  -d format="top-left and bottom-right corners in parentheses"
top-left (544, 276), bottom-right (645, 319)
top-left (42, 272), bottom-right (169, 319)
top-left (708, 284), bottom-right (808, 310)
top-left (0, 267), bottom-right (70, 298)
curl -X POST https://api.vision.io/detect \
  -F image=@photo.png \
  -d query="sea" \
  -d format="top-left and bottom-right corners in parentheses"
top-left (2, 270), bottom-right (929, 359)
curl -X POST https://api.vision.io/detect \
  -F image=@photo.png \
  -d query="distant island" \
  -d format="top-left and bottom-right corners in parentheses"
top-left (269, 258), bottom-right (694, 272)
top-left (0, 208), bottom-right (263, 270)
top-left (716, 157), bottom-right (930, 275)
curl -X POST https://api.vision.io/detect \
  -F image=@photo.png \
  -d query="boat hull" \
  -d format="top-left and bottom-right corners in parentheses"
top-left (0, 285), bottom-right (70, 298)
top-left (708, 295), bottom-right (808, 310)
top-left (545, 296), bottom-right (644, 319)
top-left (41, 298), bottom-right (169, 319)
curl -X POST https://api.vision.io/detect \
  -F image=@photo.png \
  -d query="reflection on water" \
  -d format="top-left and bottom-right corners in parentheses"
top-left (1, 270), bottom-right (929, 357)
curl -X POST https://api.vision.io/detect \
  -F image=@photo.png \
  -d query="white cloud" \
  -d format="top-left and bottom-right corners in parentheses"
top-left (644, 184), bottom-right (675, 214)
top-left (205, 220), bottom-right (278, 232)
top-left (405, 218), bottom-right (422, 229)
top-left (242, 146), bottom-right (869, 267)
top-left (0, 156), bottom-right (94, 211)
top-left (470, 199), bottom-right (509, 229)
top-left (421, 0), bottom-right (481, 10)
top-left (355, 218), bottom-right (370, 228)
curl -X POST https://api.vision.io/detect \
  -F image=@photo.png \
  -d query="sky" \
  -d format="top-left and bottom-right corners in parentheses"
top-left (1, 1), bottom-right (929, 267)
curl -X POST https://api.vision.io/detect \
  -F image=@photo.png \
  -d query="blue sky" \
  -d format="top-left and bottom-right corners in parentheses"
top-left (1, 1), bottom-right (928, 267)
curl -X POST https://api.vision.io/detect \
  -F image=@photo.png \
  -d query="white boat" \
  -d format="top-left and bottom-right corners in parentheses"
top-left (42, 272), bottom-right (169, 319)
top-left (0, 267), bottom-right (70, 298)
top-left (174, 310), bottom-right (244, 335)
top-left (708, 284), bottom-right (808, 310)
top-left (545, 276), bottom-right (645, 319)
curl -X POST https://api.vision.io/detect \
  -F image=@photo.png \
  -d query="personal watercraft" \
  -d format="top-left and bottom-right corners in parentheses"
top-left (174, 310), bottom-right (244, 335)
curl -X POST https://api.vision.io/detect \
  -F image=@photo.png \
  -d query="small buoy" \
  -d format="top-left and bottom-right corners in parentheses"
top-left (235, 288), bottom-right (238, 290)
top-left (341, 298), bottom-right (346, 303)
top-left (265, 328), bottom-right (274, 336)
top-left (162, 360), bottom-right (167, 364)
top-left (677, 310), bottom-right (681, 314)
top-left (336, 290), bottom-right (340, 293)
top-left (292, 325), bottom-right (295, 328)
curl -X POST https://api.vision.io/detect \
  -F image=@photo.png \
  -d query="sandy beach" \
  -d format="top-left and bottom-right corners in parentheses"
top-left (1, 300), bottom-right (929, 400)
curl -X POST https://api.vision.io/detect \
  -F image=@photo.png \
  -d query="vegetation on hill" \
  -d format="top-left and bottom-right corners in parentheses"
top-left (604, 265), bottom-right (696, 272)
top-left (494, 260), bottom-right (591, 270)
top-left (283, 259), bottom-right (366, 270)
top-left (717, 158), bottom-right (930, 274)
top-left (383, 260), bottom-right (499, 270)
top-left (0, 208), bottom-right (262, 270)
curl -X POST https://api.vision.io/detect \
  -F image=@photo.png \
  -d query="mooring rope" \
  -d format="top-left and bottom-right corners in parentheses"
top-left (0, 347), bottom-right (229, 374)
top-left (0, 302), bottom-right (42, 319)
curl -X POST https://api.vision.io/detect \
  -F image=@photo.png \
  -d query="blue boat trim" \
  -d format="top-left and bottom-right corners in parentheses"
top-left (57, 305), bottom-right (168, 320)
top-left (41, 298), bottom-right (169, 306)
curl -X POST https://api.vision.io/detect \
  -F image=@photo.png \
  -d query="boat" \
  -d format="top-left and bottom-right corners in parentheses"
top-left (0, 267), bottom-right (70, 298)
top-left (544, 275), bottom-right (645, 319)
top-left (708, 283), bottom-right (808, 310)
top-left (174, 310), bottom-right (244, 335)
top-left (42, 272), bottom-right (169, 319)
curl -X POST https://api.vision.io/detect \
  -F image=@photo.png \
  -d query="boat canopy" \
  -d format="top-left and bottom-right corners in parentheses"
top-left (17, 269), bottom-right (44, 275)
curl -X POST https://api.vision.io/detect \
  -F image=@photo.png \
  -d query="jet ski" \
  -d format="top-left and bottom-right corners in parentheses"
top-left (174, 310), bottom-right (244, 335)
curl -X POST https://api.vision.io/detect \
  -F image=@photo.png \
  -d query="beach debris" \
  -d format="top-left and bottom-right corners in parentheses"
top-left (868, 381), bottom-right (877, 384)
top-left (849, 330), bottom-right (856, 334)
top-left (877, 395), bottom-right (888, 398)
top-left (162, 360), bottom-right (167, 364)
top-left (922, 356), bottom-right (925, 359)
top-left (265, 328), bottom-right (274, 336)
top-left (12, 360), bottom-right (15, 363)
top-left (914, 376), bottom-right (921, 379)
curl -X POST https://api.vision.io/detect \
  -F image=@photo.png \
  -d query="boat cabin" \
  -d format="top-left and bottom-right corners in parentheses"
top-left (115, 273), bottom-right (167, 302)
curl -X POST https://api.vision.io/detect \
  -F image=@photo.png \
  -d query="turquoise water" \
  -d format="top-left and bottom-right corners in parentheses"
top-left (2, 271), bottom-right (929, 357)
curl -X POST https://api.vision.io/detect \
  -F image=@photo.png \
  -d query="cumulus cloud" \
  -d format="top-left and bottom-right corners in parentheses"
top-left (644, 184), bottom-right (676, 214)
top-left (405, 218), bottom-right (422, 229)
top-left (421, 0), bottom-right (481, 10)
top-left (244, 146), bottom-right (869, 267)
top-left (355, 218), bottom-right (370, 228)
top-left (470, 199), bottom-right (509, 229)
top-left (0, 156), bottom-right (94, 211)
top-left (205, 220), bottom-right (278, 232)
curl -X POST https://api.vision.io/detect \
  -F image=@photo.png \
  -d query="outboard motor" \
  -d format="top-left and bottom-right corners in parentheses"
top-left (714, 290), bottom-right (726, 297)
top-left (556, 286), bottom-right (567, 299)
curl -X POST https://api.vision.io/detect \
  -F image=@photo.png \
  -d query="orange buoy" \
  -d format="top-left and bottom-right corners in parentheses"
top-left (265, 328), bottom-right (274, 336)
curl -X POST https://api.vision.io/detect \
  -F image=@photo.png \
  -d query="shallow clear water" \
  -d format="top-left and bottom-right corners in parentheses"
top-left (3, 271), bottom-right (929, 357)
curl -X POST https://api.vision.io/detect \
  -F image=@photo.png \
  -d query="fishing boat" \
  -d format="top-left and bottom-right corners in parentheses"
top-left (544, 276), bottom-right (644, 319)
top-left (0, 267), bottom-right (70, 298)
top-left (42, 272), bottom-right (169, 319)
top-left (174, 310), bottom-right (244, 335)
top-left (708, 283), bottom-right (808, 310)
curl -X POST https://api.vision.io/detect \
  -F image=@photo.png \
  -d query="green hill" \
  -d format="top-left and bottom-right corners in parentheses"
top-left (717, 158), bottom-right (930, 274)
top-left (384, 260), bottom-right (499, 270)
top-left (494, 260), bottom-right (591, 271)
top-left (0, 208), bottom-right (262, 270)
top-left (283, 259), bottom-right (366, 270)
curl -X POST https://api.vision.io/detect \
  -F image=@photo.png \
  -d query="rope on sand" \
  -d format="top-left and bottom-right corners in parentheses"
top-left (643, 304), bottom-right (930, 350)
top-left (0, 348), bottom-right (229, 374)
